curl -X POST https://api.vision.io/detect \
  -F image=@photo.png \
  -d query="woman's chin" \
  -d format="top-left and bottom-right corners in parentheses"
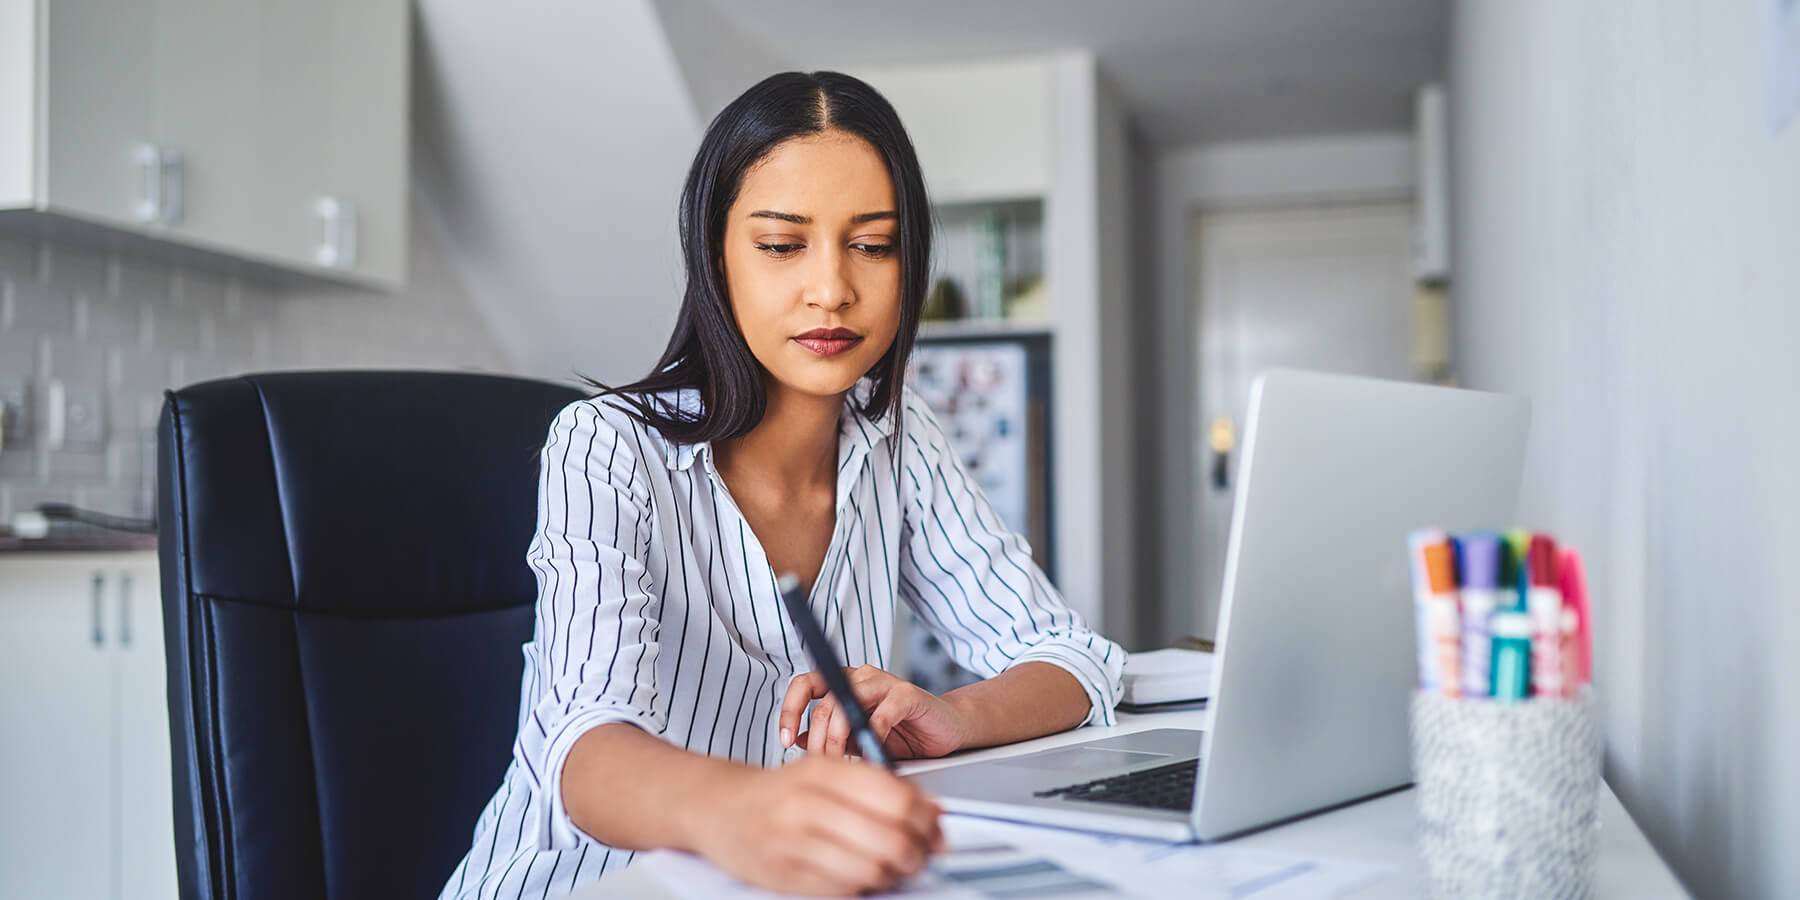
top-left (766, 366), bottom-right (865, 401)
top-left (764, 349), bottom-right (882, 399)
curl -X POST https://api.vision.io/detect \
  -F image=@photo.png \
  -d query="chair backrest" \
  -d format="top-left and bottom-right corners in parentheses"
top-left (157, 370), bottom-right (585, 900)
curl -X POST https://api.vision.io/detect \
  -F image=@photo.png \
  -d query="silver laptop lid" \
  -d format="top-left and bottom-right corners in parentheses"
top-left (1193, 370), bottom-right (1529, 840)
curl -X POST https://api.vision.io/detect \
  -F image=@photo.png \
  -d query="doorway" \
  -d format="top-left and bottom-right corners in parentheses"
top-left (1192, 203), bottom-right (1419, 638)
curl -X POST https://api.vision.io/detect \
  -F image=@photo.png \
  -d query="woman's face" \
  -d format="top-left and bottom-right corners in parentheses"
top-left (721, 130), bottom-right (902, 404)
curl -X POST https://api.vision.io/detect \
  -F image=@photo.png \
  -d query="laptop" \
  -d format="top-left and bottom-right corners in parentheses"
top-left (908, 369), bottom-right (1530, 841)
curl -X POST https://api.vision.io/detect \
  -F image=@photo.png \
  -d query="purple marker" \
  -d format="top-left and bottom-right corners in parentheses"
top-left (1457, 534), bottom-right (1503, 698)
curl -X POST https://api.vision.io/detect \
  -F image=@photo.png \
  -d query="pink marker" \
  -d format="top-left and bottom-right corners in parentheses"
top-left (1558, 547), bottom-right (1592, 697)
top-left (1526, 535), bottom-right (1563, 697)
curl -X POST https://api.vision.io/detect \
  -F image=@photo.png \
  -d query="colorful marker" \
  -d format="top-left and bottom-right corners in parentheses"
top-left (1422, 539), bottom-right (1462, 697)
top-left (1558, 547), bottom-right (1592, 697)
top-left (1489, 542), bottom-right (1533, 702)
top-left (1525, 535), bottom-right (1564, 697)
top-left (1456, 533), bottom-right (1503, 697)
top-left (1504, 529), bottom-right (1532, 579)
top-left (1409, 529), bottom-right (1450, 692)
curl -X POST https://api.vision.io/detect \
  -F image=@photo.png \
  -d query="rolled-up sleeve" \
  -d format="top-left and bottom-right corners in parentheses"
top-left (517, 400), bottom-right (664, 851)
top-left (895, 394), bottom-right (1124, 727)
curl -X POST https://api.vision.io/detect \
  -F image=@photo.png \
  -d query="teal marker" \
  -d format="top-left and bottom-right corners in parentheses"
top-left (1489, 540), bottom-right (1532, 701)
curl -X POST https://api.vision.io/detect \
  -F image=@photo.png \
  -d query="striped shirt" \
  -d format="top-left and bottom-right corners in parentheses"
top-left (441, 384), bottom-right (1124, 899)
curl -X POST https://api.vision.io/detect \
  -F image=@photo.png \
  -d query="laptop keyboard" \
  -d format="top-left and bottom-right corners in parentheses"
top-left (1032, 758), bottom-right (1199, 812)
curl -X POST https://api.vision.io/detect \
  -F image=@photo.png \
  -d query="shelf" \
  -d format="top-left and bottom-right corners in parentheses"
top-left (917, 319), bottom-right (1055, 341)
top-left (927, 198), bottom-right (1044, 323)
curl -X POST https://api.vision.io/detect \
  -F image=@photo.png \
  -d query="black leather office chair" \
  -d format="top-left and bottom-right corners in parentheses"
top-left (156, 371), bottom-right (585, 900)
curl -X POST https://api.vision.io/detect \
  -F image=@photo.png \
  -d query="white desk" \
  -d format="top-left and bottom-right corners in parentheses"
top-left (580, 709), bottom-right (1687, 898)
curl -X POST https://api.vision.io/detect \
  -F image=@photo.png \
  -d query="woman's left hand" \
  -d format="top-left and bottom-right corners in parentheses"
top-left (780, 666), bottom-right (970, 760)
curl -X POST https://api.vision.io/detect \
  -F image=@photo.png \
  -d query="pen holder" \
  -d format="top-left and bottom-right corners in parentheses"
top-left (1410, 691), bottom-right (1602, 900)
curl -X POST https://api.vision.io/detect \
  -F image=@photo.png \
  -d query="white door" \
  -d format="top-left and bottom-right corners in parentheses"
top-left (0, 560), bottom-right (118, 900)
top-left (1192, 204), bottom-right (1418, 638)
top-left (113, 558), bottom-right (179, 900)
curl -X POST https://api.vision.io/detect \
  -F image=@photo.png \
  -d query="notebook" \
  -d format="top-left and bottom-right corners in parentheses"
top-left (1118, 648), bottom-right (1213, 709)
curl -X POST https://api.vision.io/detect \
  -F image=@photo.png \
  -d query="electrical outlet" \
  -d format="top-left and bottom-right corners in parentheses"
top-left (62, 383), bottom-right (105, 449)
top-left (0, 377), bottom-right (29, 450)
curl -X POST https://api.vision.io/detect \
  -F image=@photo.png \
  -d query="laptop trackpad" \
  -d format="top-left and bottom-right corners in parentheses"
top-left (997, 747), bottom-right (1171, 772)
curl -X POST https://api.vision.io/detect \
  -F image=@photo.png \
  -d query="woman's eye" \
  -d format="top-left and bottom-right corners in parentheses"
top-left (754, 242), bottom-right (803, 257)
top-left (854, 243), bottom-right (896, 259)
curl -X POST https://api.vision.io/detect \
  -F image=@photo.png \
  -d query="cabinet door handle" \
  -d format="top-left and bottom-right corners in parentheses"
top-left (131, 144), bottom-right (184, 224)
top-left (118, 573), bottom-right (133, 649)
top-left (133, 144), bottom-right (163, 224)
top-left (314, 196), bottom-right (359, 268)
top-left (159, 150), bottom-right (185, 225)
top-left (90, 573), bottom-right (106, 648)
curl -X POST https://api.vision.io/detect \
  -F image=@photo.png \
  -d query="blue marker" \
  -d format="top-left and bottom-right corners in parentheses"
top-left (1489, 540), bottom-right (1532, 701)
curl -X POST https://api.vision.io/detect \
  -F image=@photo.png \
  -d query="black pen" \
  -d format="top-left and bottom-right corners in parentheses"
top-left (776, 573), bottom-right (895, 770)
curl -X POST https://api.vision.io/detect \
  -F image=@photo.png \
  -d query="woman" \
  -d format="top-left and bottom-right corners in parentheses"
top-left (444, 71), bottom-right (1123, 899)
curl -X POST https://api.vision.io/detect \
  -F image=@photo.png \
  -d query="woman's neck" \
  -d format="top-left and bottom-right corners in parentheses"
top-left (713, 382), bottom-right (842, 495)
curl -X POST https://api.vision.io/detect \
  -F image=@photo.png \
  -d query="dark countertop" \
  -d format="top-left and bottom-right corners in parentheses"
top-left (0, 533), bottom-right (159, 553)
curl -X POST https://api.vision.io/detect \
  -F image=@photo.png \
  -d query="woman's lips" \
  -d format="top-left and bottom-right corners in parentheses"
top-left (792, 328), bottom-right (863, 357)
top-left (792, 335), bottom-right (863, 357)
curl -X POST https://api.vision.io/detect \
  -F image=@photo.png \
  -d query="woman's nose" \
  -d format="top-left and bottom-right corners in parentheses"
top-left (803, 246), bottom-right (856, 311)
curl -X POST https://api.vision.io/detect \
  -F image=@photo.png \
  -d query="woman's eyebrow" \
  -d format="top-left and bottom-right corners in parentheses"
top-left (749, 209), bottom-right (809, 224)
top-left (745, 210), bottom-right (898, 225)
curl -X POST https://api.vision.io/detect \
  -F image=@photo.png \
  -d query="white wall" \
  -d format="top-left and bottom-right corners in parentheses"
top-left (1450, 2), bottom-right (1800, 896)
top-left (276, 194), bottom-right (512, 372)
top-left (1041, 54), bottom-right (1105, 633)
top-left (852, 56), bottom-right (1054, 204)
top-left (1092, 65), bottom-right (1138, 645)
top-left (845, 53), bottom-right (1132, 637)
top-left (1042, 53), bottom-right (1141, 639)
top-left (1145, 133), bottom-right (1413, 644)
top-left (649, 0), bottom-right (790, 124)
top-left (411, 0), bottom-right (698, 385)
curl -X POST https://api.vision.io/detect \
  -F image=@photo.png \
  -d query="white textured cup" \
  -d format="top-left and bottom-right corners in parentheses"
top-left (1410, 691), bottom-right (1602, 899)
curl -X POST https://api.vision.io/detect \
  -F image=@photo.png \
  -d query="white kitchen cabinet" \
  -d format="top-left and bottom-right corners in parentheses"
top-left (0, 0), bottom-right (409, 289)
top-left (0, 552), bottom-right (175, 900)
top-left (112, 556), bottom-right (177, 900)
top-left (39, 0), bottom-right (158, 230)
top-left (254, 0), bottom-right (410, 284)
top-left (149, 0), bottom-right (263, 258)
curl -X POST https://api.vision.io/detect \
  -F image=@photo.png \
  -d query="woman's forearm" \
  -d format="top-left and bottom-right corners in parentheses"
top-left (941, 661), bottom-right (1092, 751)
top-left (562, 720), bottom-right (945, 895)
top-left (561, 722), bottom-right (746, 852)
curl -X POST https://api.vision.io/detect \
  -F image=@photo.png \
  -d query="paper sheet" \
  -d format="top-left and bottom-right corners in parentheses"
top-left (637, 815), bottom-right (1392, 900)
top-left (952, 818), bottom-right (1392, 900)
top-left (638, 826), bottom-right (1114, 900)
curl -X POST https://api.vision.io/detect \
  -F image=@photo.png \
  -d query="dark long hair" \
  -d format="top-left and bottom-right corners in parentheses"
top-left (586, 71), bottom-right (931, 444)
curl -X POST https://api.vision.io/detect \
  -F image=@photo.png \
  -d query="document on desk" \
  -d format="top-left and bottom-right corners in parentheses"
top-left (637, 815), bottom-right (1392, 899)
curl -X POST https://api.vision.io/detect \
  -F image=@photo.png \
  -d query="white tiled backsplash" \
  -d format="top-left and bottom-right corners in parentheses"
top-left (0, 225), bottom-right (511, 524)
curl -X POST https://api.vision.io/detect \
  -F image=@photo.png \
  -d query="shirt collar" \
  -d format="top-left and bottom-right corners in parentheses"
top-left (662, 380), bottom-right (894, 472)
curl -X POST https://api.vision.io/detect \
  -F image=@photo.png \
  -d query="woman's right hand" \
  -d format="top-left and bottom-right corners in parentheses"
top-left (686, 753), bottom-right (946, 896)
